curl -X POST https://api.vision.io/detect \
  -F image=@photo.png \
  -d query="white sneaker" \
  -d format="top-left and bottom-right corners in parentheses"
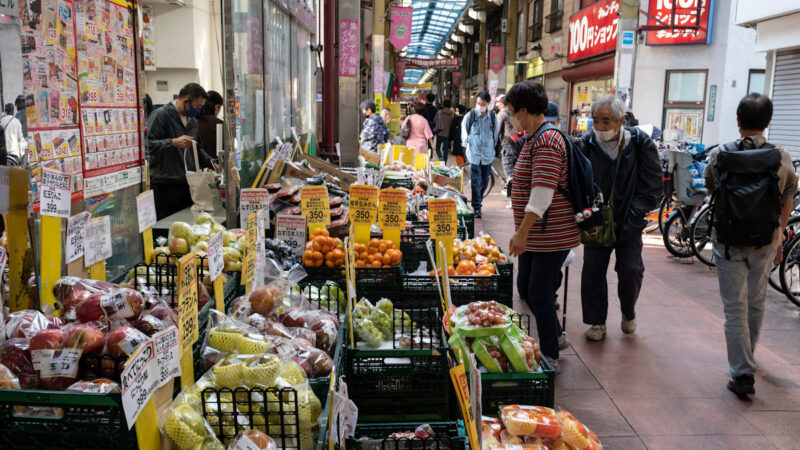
top-left (622, 317), bottom-right (637, 334)
top-left (505, 202), bottom-right (512, 209)
top-left (543, 356), bottom-right (561, 374)
top-left (585, 325), bottom-right (607, 341)
top-left (558, 333), bottom-right (570, 351)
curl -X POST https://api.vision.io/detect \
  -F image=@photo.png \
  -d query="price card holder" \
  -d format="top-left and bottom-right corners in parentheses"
top-left (349, 185), bottom-right (378, 244)
top-left (136, 191), bottom-right (157, 264)
top-left (39, 215), bottom-right (62, 311)
top-left (391, 145), bottom-right (404, 162)
top-left (301, 186), bottom-right (331, 233)
top-left (177, 253), bottom-right (198, 388)
top-left (378, 188), bottom-right (406, 248)
top-left (207, 231), bottom-right (225, 312)
top-left (413, 152), bottom-right (428, 171)
top-left (134, 400), bottom-right (160, 450)
top-left (89, 261), bottom-right (106, 281)
top-left (428, 199), bottom-right (457, 267)
top-left (8, 168), bottom-right (29, 312)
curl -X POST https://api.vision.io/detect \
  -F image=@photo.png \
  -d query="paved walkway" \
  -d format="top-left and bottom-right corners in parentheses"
top-left (476, 189), bottom-right (800, 449)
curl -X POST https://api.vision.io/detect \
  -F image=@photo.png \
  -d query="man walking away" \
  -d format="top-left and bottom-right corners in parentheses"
top-left (1, 104), bottom-right (24, 165)
top-left (359, 100), bottom-right (388, 153)
top-left (496, 95), bottom-right (516, 187)
top-left (15, 96), bottom-right (27, 135)
top-left (147, 83), bottom-right (216, 220)
top-left (450, 105), bottom-right (466, 166)
top-left (433, 100), bottom-right (455, 162)
top-left (461, 91), bottom-right (498, 218)
top-left (424, 93), bottom-right (438, 130)
top-left (579, 96), bottom-right (662, 341)
top-left (705, 94), bottom-right (797, 396)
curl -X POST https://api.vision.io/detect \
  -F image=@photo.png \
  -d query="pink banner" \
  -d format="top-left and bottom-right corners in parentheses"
top-left (339, 20), bottom-right (359, 77)
top-left (452, 71), bottom-right (461, 88)
top-left (389, 7), bottom-right (413, 51)
top-left (489, 46), bottom-right (504, 73)
top-left (398, 57), bottom-right (461, 69)
top-left (396, 60), bottom-right (406, 86)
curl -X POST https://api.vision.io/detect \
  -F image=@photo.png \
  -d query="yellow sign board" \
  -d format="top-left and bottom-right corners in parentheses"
top-left (177, 252), bottom-right (199, 355)
top-left (429, 199), bottom-right (457, 266)
top-left (378, 188), bottom-right (407, 247)
top-left (301, 185), bottom-right (331, 231)
top-left (349, 185), bottom-right (379, 244)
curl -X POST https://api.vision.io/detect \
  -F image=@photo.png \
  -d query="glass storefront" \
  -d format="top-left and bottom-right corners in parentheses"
top-left (570, 77), bottom-right (612, 134)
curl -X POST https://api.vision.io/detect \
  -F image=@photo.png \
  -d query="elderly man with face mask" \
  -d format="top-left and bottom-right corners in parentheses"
top-left (579, 96), bottom-right (662, 342)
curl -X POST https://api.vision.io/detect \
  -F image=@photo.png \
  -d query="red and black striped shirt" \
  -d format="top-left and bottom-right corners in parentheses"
top-left (511, 128), bottom-right (580, 252)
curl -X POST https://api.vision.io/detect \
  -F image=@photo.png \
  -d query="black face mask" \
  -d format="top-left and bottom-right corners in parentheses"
top-left (184, 100), bottom-right (202, 118)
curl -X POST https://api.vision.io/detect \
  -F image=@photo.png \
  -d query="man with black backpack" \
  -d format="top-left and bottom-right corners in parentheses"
top-left (705, 94), bottom-right (798, 397)
top-left (461, 91), bottom-right (498, 218)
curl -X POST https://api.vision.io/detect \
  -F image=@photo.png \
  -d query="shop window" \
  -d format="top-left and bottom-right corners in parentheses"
top-left (748, 69), bottom-right (766, 94)
top-left (266, 3), bottom-right (292, 142)
top-left (528, 0), bottom-right (543, 42)
top-left (546, 0), bottom-right (563, 33)
top-left (517, 11), bottom-right (525, 49)
top-left (663, 70), bottom-right (707, 142)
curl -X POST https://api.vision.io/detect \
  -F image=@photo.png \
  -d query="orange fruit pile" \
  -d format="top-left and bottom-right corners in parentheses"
top-left (302, 228), bottom-right (345, 267)
top-left (354, 238), bottom-right (402, 268)
top-left (454, 259), bottom-right (495, 276)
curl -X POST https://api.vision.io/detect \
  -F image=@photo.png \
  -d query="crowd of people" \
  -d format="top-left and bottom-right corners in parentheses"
top-left (360, 81), bottom-right (788, 399)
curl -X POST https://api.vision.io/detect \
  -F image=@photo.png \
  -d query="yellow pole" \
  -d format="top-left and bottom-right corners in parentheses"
top-left (8, 168), bottom-right (29, 312)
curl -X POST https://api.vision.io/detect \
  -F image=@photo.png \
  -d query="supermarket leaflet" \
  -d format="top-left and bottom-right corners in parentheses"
top-left (120, 340), bottom-right (158, 428)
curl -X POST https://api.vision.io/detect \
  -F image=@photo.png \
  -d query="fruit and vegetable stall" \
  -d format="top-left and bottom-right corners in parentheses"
top-left (0, 143), bottom-right (602, 450)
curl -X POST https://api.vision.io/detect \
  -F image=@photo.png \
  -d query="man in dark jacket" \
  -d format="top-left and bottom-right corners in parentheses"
top-left (579, 95), bottom-right (662, 341)
top-left (147, 83), bottom-right (215, 219)
top-left (424, 93), bottom-right (438, 130)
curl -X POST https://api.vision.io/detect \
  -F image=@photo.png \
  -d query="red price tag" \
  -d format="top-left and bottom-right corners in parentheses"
top-left (48, 28), bottom-right (57, 40)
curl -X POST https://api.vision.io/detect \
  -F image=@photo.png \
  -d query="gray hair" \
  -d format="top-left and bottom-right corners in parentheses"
top-left (591, 95), bottom-right (627, 122)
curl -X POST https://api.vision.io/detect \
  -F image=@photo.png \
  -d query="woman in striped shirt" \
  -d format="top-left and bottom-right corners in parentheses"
top-left (505, 81), bottom-right (580, 373)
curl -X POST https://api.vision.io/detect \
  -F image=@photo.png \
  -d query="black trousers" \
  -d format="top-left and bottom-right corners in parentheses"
top-left (152, 182), bottom-right (193, 220)
top-left (518, 250), bottom-right (569, 360)
top-left (580, 232), bottom-right (644, 325)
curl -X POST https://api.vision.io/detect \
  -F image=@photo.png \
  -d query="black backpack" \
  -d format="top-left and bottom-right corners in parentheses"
top-left (533, 123), bottom-right (603, 231)
top-left (0, 121), bottom-right (7, 166)
top-left (465, 109), bottom-right (496, 145)
top-left (711, 140), bottom-right (782, 249)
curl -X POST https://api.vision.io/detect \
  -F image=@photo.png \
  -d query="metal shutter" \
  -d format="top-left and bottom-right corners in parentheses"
top-left (770, 49), bottom-right (800, 158)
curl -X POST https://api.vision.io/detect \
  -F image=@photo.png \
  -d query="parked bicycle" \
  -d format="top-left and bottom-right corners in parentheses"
top-left (661, 144), bottom-right (710, 260)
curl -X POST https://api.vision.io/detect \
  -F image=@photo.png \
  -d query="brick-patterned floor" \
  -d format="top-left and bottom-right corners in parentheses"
top-left (475, 186), bottom-right (800, 449)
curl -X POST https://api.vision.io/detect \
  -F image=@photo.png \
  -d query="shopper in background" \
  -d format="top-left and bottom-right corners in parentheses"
top-left (505, 81), bottom-right (579, 372)
top-left (461, 91), bottom-right (498, 218)
top-left (382, 108), bottom-right (400, 143)
top-left (147, 82), bottom-right (215, 220)
top-left (1, 104), bottom-right (24, 165)
top-left (432, 99), bottom-right (455, 162)
top-left (496, 95), bottom-right (516, 200)
top-left (14, 95), bottom-right (27, 135)
top-left (144, 94), bottom-right (154, 122)
top-left (705, 94), bottom-right (797, 396)
top-left (579, 95), bottom-right (662, 342)
top-left (359, 100), bottom-right (389, 153)
top-left (197, 90), bottom-right (225, 160)
top-left (450, 104), bottom-right (466, 166)
top-left (402, 101), bottom-right (434, 155)
top-left (424, 93), bottom-right (438, 130)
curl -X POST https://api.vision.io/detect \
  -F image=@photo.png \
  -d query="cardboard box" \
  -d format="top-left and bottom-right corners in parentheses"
top-left (360, 149), bottom-right (381, 165)
top-left (432, 167), bottom-right (463, 192)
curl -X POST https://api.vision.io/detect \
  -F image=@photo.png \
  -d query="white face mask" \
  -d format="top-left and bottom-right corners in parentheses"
top-left (594, 128), bottom-right (618, 142)
top-left (478, 105), bottom-right (487, 114)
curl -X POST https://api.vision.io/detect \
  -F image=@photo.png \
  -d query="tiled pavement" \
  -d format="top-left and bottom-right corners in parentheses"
top-left (475, 189), bottom-right (800, 450)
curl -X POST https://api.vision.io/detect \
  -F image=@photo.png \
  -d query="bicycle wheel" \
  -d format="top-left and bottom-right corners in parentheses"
top-left (690, 205), bottom-right (715, 266)
top-left (779, 233), bottom-right (800, 307)
top-left (658, 196), bottom-right (674, 235)
top-left (662, 211), bottom-right (693, 258)
top-left (460, 162), bottom-right (494, 199)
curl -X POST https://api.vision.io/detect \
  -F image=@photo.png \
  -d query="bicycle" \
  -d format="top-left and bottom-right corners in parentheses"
top-left (459, 157), bottom-right (506, 199)
top-left (661, 144), bottom-right (709, 259)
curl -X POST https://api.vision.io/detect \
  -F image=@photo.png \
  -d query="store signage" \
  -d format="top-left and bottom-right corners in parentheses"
top-left (568, 0), bottom-right (619, 63)
top-left (120, 340), bottom-right (158, 429)
top-left (378, 188), bottom-right (407, 246)
top-left (177, 252), bottom-right (199, 355)
top-left (621, 30), bottom-right (635, 49)
top-left (398, 57), bottom-right (462, 69)
top-left (40, 168), bottom-right (71, 218)
top-left (646, 0), bottom-right (713, 45)
top-left (707, 84), bottom-right (717, 122)
top-left (389, 6), bottom-right (413, 50)
top-left (66, 212), bottom-right (91, 263)
top-left (339, 20), bottom-right (359, 77)
top-left (153, 326), bottom-right (181, 387)
top-left (83, 216), bottom-right (112, 267)
top-left (136, 190), bottom-right (157, 233)
top-left (276, 214), bottom-right (306, 257)
top-left (350, 185), bottom-right (379, 226)
top-left (240, 188), bottom-right (269, 230)
top-left (452, 71), bottom-right (462, 88)
top-left (301, 185), bottom-right (331, 230)
top-left (207, 231), bottom-right (224, 281)
top-left (428, 199), bottom-right (458, 240)
top-left (489, 46), bottom-right (504, 73)
top-left (402, 82), bottom-right (432, 89)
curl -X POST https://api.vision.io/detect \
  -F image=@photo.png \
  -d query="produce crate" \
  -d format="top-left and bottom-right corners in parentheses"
top-left (398, 224), bottom-right (468, 272)
top-left (496, 259), bottom-right (514, 307)
top-left (345, 421), bottom-right (469, 450)
top-left (302, 264), bottom-right (402, 301)
top-left (201, 386), bottom-right (306, 449)
top-left (342, 307), bottom-right (451, 421)
top-left (402, 267), bottom-right (501, 306)
top-left (309, 324), bottom-right (344, 403)
top-left (0, 389), bottom-right (136, 449)
top-left (382, 177), bottom-right (414, 190)
top-left (193, 299), bottom-right (213, 379)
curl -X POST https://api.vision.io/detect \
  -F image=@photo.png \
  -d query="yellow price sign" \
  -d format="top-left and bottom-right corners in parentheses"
top-left (301, 185), bottom-right (331, 231)
top-left (428, 199), bottom-right (458, 240)
top-left (350, 185), bottom-right (379, 225)
top-left (177, 252), bottom-right (198, 355)
top-left (378, 188), bottom-right (407, 247)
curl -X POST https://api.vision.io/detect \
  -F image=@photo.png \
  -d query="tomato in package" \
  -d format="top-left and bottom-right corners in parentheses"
top-left (501, 405), bottom-right (562, 440)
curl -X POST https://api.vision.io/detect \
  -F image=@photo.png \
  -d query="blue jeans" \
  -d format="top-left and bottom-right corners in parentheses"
top-left (435, 136), bottom-right (450, 162)
top-left (470, 163), bottom-right (491, 214)
top-left (713, 244), bottom-right (772, 377)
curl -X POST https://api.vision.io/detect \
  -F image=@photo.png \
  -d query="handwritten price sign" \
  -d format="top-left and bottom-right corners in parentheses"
top-left (207, 231), bottom-right (224, 281)
top-left (66, 212), bottom-right (91, 263)
top-left (239, 188), bottom-right (269, 230)
top-left (276, 214), bottom-right (306, 257)
top-left (153, 326), bottom-right (181, 388)
top-left (120, 341), bottom-right (158, 429)
top-left (84, 216), bottom-right (112, 268)
top-left (40, 168), bottom-right (71, 218)
top-left (177, 253), bottom-right (198, 354)
top-left (136, 190), bottom-right (157, 233)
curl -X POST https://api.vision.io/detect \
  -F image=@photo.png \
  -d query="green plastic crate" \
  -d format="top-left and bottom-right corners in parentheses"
top-left (346, 421), bottom-right (469, 449)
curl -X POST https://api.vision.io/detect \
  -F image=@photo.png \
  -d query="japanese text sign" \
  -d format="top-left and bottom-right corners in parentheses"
top-left (66, 212), bottom-right (91, 263)
top-left (40, 168), bottom-right (71, 218)
top-left (136, 190), bottom-right (157, 233)
top-left (177, 253), bottom-right (198, 355)
top-left (339, 20), bottom-right (359, 77)
top-left (207, 231), bottom-right (224, 281)
top-left (84, 216), bottom-right (112, 267)
top-left (389, 6), bottom-right (413, 50)
top-left (276, 214), bottom-right (307, 257)
top-left (120, 340), bottom-right (159, 428)
top-left (349, 185), bottom-right (379, 226)
top-left (378, 189), bottom-right (407, 231)
top-left (301, 185), bottom-right (331, 230)
top-left (428, 199), bottom-right (457, 240)
top-left (646, 0), bottom-right (713, 45)
top-left (153, 326), bottom-right (181, 387)
top-left (568, 0), bottom-right (619, 62)
top-left (240, 188), bottom-right (270, 230)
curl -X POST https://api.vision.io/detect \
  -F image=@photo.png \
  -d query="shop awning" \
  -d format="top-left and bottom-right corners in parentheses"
top-left (561, 54), bottom-right (615, 83)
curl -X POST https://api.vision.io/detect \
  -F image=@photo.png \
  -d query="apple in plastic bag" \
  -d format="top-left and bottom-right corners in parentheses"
top-left (64, 324), bottom-right (105, 354)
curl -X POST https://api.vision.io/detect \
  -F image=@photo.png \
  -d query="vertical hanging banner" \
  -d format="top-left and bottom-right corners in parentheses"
top-left (452, 71), bottom-right (462, 88)
top-left (489, 46), bottom-right (504, 73)
top-left (389, 6), bottom-right (413, 51)
top-left (339, 20), bottom-right (359, 77)
top-left (395, 59), bottom-right (406, 86)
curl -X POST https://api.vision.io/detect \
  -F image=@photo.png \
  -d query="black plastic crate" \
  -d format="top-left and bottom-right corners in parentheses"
top-left (496, 261), bottom-right (514, 306)
top-left (399, 225), bottom-right (468, 272)
top-left (303, 264), bottom-right (402, 301)
top-left (201, 386), bottom-right (305, 449)
top-left (345, 421), bottom-right (469, 449)
top-left (342, 307), bottom-right (451, 421)
top-left (382, 177), bottom-right (414, 190)
top-left (476, 358), bottom-right (556, 414)
top-left (0, 390), bottom-right (136, 449)
top-left (402, 268), bottom-right (501, 306)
